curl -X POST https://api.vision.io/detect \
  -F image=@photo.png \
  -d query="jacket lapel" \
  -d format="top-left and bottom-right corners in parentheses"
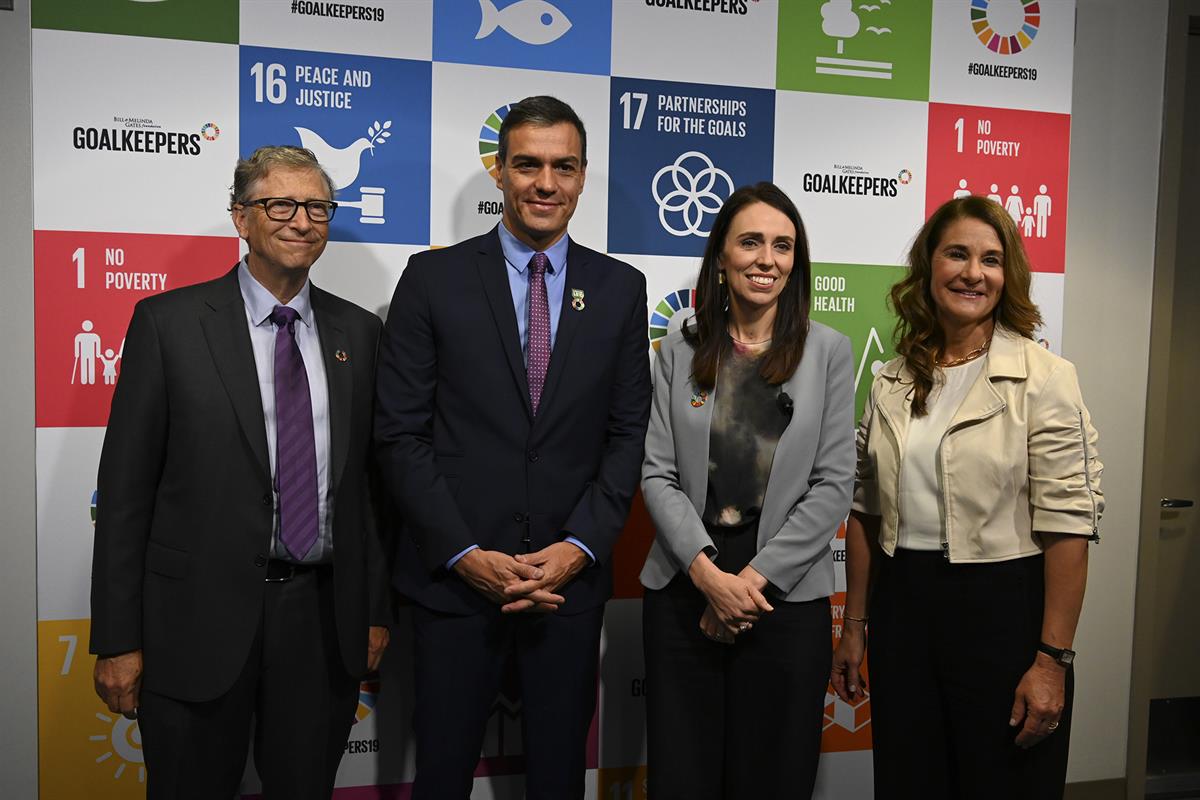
top-left (947, 326), bottom-right (1025, 431)
top-left (476, 231), bottom-right (533, 420)
top-left (534, 238), bottom-right (589, 419)
top-left (199, 267), bottom-right (271, 483)
top-left (312, 286), bottom-right (352, 493)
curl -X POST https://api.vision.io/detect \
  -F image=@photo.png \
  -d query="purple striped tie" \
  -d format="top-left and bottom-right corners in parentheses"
top-left (270, 305), bottom-right (319, 561)
top-left (527, 252), bottom-right (551, 415)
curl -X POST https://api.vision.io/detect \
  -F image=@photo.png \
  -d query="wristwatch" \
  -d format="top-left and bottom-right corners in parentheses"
top-left (1038, 642), bottom-right (1076, 667)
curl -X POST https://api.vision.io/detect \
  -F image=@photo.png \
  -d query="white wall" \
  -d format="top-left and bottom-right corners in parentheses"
top-left (1062, 0), bottom-right (1169, 783)
top-left (0, 0), bottom-right (39, 795)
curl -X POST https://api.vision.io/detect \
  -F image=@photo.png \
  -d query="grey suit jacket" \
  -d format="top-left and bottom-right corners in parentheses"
top-left (639, 318), bottom-right (856, 603)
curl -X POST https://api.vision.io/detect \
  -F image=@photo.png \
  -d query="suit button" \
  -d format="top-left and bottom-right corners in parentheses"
top-left (528, 450), bottom-right (539, 462)
top-left (254, 554), bottom-right (267, 567)
top-left (261, 493), bottom-right (272, 507)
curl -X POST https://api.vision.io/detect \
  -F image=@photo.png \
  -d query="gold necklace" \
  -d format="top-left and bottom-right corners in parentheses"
top-left (936, 341), bottom-right (990, 368)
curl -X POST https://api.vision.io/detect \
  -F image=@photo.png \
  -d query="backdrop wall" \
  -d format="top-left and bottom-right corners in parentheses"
top-left (22, 1), bottom-right (1099, 797)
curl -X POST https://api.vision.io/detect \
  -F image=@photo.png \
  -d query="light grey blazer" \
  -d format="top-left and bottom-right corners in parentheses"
top-left (639, 319), bottom-right (856, 603)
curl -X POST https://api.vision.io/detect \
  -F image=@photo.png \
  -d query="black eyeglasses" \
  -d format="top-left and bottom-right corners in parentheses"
top-left (239, 197), bottom-right (338, 223)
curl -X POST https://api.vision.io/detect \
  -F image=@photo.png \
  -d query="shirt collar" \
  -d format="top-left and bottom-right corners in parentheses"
top-left (497, 222), bottom-right (569, 276)
top-left (237, 257), bottom-right (313, 328)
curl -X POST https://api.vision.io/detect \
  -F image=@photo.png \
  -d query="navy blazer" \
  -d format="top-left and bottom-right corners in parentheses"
top-left (375, 228), bottom-right (651, 616)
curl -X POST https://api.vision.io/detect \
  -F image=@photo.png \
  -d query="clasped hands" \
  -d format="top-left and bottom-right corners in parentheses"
top-left (688, 553), bottom-right (773, 645)
top-left (454, 542), bottom-right (588, 613)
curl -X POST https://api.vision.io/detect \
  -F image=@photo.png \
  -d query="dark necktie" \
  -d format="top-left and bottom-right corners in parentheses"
top-left (270, 305), bottom-right (319, 561)
top-left (527, 252), bottom-right (551, 415)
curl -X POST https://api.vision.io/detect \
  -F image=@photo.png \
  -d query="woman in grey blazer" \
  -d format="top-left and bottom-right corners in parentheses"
top-left (640, 182), bottom-right (856, 798)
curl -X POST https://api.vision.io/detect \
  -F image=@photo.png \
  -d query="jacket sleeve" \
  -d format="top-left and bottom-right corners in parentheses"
top-left (851, 378), bottom-right (882, 516)
top-left (1028, 360), bottom-right (1104, 538)
top-left (560, 271), bottom-right (653, 566)
top-left (640, 335), bottom-right (715, 573)
top-left (750, 334), bottom-right (856, 594)
top-left (374, 256), bottom-right (476, 573)
top-left (90, 300), bottom-right (168, 656)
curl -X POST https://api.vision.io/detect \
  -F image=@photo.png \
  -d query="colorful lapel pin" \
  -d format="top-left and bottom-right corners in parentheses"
top-left (570, 288), bottom-right (586, 312)
top-left (335, 350), bottom-right (349, 363)
top-left (690, 389), bottom-right (708, 408)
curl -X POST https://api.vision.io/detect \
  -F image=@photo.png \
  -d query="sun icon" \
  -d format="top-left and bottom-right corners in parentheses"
top-left (89, 712), bottom-right (145, 783)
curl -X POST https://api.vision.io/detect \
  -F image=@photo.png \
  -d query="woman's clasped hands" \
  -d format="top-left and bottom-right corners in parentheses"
top-left (688, 553), bottom-right (774, 644)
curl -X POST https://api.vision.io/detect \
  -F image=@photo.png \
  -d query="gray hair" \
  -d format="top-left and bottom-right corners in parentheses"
top-left (230, 145), bottom-right (336, 207)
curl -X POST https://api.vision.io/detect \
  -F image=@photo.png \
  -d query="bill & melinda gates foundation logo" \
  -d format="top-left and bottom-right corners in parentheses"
top-left (71, 115), bottom-right (221, 156)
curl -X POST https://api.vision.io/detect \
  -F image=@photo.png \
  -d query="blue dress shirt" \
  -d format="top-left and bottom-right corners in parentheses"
top-left (446, 224), bottom-right (594, 569)
top-left (238, 260), bottom-right (333, 564)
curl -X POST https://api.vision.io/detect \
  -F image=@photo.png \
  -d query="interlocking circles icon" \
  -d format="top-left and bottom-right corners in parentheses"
top-left (652, 151), bottom-right (735, 238)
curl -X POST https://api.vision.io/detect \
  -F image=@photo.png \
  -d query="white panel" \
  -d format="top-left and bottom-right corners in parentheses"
top-left (32, 30), bottom-right (240, 237)
top-left (240, 0), bottom-right (433, 60)
top-left (429, 62), bottom-right (610, 250)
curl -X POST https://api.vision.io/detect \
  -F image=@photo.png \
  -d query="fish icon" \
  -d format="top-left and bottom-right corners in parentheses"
top-left (475, 0), bottom-right (572, 46)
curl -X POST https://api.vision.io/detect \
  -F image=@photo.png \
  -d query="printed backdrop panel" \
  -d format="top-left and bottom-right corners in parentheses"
top-left (239, 46), bottom-right (432, 245)
top-left (32, 0), bottom-right (238, 43)
top-left (429, 62), bottom-right (611, 249)
top-left (774, 90), bottom-right (928, 267)
top-left (929, 0), bottom-right (1075, 114)
top-left (433, 0), bottom-right (612, 75)
top-left (35, 427), bottom-right (106, 621)
top-left (778, 0), bottom-right (933, 101)
top-left (610, 0), bottom-right (779, 89)
top-left (926, 102), bottom-right (1070, 272)
top-left (608, 77), bottom-right (775, 257)
top-left (32, 29), bottom-right (240, 236)
top-left (34, 230), bottom-right (240, 428)
top-left (27, 1), bottom-right (1078, 797)
top-left (240, 0), bottom-right (432, 60)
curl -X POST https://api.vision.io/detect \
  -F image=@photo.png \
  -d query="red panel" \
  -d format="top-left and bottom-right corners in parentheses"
top-left (926, 103), bottom-right (1071, 273)
top-left (35, 230), bottom-right (239, 427)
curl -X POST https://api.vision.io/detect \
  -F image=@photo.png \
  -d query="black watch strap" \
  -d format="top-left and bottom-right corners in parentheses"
top-left (1038, 642), bottom-right (1076, 666)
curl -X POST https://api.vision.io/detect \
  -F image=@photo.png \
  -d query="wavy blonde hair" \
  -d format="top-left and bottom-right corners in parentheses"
top-left (890, 196), bottom-right (1043, 416)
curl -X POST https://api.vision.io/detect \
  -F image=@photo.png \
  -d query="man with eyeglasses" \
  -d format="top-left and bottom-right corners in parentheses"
top-left (90, 144), bottom-right (391, 799)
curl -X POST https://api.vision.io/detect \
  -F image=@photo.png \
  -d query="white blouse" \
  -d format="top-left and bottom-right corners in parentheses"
top-left (896, 357), bottom-right (988, 551)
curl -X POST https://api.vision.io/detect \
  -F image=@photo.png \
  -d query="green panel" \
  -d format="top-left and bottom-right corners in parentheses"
top-left (33, 0), bottom-right (238, 44)
top-left (778, 0), bottom-right (933, 101)
top-left (810, 262), bottom-right (906, 423)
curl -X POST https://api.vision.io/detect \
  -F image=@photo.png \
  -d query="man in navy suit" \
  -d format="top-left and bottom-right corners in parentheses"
top-left (375, 96), bottom-right (651, 798)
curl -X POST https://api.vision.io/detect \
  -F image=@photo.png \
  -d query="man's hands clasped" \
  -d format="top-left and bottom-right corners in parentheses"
top-left (453, 542), bottom-right (588, 614)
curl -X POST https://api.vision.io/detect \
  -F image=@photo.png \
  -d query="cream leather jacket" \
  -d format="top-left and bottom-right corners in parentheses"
top-left (852, 326), bottom-right (1103, 562)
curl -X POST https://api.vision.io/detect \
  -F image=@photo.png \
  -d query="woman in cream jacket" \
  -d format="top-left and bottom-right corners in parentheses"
top-left (831, 196), bottom-right (1103, 800)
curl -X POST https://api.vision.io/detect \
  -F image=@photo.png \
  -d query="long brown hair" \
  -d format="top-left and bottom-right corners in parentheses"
top-left (684, 182), bottom-right (812, 390)
top-left (891, 195), bottom-right (1043, 416)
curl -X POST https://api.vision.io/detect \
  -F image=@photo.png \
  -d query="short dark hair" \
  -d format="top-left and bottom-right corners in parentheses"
top-left (685, 182), bottom-right (812, 389)
top-left (497, 95), bottom-right (587, 166)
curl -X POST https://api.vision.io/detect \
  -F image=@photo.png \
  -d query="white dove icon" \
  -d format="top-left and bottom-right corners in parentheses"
top-left (476, 0), bottom-right (572, 46)
top-left (294, 122), bottom-right (390, 190)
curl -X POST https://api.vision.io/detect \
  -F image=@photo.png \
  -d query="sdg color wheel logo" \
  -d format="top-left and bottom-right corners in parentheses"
top-left (479, 104), bottom-right (513, 179)
top-left (649, 289), bottom-right (695, 350)
top-left (971, 0), bottom-right (1041, 55)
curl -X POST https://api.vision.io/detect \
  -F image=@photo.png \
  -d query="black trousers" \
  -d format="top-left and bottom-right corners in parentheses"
top-left (643, 523), bottom-right (831, 799)
top-left (139, 567), bottom-right (359, 800)
top-left (410, 601), bottom-right (605, 800)
top-left (868, 550), bottom-right (1073, 800)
